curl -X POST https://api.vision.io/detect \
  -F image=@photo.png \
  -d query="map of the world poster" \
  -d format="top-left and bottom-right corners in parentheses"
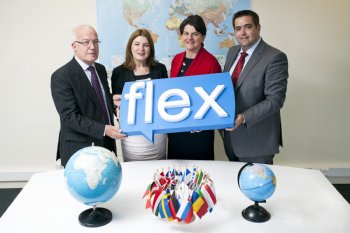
top-left (96, 0), bottom-right (251, 71)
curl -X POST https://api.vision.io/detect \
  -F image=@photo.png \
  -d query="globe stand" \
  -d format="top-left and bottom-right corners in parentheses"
top-left (242, 201), bottom-right (270, 223)
top-left (78, 205), bottom-right (112, 227)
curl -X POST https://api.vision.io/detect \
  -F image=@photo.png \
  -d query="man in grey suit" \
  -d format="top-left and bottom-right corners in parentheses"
top-left (51, 25), bottom-right (126, 167)
top-left (223, 10), bottom-right (288, 164)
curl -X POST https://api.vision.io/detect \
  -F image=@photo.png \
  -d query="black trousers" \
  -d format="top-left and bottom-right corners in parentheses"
top-left (168, 130), bottom-right (214, 160)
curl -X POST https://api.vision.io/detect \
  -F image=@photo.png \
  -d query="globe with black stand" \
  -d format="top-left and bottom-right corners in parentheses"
top-left (64, 146), bottom-right (122, 227)
top-left (237, 162), bottom-right (276, 223)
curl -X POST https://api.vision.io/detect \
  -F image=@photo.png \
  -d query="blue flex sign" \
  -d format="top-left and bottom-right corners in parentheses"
top-left (120, 72), bottom-right (235, 142)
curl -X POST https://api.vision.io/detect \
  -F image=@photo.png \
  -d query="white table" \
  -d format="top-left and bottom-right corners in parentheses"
top-left (1, 160), bottom-right (349, 233)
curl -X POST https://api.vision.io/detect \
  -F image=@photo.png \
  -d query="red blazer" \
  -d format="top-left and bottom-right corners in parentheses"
top-left (170, 47), bottom-right (222, 77)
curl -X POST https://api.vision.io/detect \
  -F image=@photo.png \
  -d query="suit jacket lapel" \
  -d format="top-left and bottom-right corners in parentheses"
top-left (70, 58), bottom-right (102, 109)
top-left (185, 47), bottom-right (204, 75)
top-left (224, 46), bottom-right (240, 72)
top-left (150, 66), bottom-right (157, 78)
top-left (236, 40), bottom-right (266, 90)
top-left (171, 52), bottom-right (185, 77)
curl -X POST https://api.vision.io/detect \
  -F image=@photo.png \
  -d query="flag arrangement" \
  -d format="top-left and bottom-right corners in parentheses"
top-left (143, 166), bottom-right (217, 223)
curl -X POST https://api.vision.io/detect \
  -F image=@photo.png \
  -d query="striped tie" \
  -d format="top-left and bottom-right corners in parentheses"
top-left (88, 66), bottom-right (110, 124)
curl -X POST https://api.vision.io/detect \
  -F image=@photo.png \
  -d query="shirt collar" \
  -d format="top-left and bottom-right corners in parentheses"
top-left (74, 56), bottom-right (95, 71)
top-left (240, 37), bottom-right (261, 56)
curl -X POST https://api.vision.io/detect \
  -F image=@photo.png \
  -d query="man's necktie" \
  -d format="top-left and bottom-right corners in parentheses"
top-left (88, 66), bottom-right (110, 124)
top-left (232, 51), bottom-right (248, 86)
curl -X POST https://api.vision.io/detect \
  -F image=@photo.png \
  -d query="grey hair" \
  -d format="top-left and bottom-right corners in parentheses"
top-left (71, 24), bottom-right (96, 43)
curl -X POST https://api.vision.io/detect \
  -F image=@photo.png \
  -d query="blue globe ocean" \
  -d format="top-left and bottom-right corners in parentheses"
top-left (238, 163), bottom-right (276, 202)
top-left (64, 146), bottom-right (122, 206)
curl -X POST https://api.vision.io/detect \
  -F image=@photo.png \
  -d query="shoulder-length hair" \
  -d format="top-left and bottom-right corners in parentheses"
top-left (123, 29), bottom-right (156, 70)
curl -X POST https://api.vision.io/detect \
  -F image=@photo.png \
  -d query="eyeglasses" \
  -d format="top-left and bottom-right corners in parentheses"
top-left (75, 40), bottom-right (101, 47)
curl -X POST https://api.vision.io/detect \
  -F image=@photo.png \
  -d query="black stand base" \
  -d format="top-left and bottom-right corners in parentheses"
top-left (242, 202), bottom-right (270, 223)
top-left (78, 207), bottom-right (112, 227)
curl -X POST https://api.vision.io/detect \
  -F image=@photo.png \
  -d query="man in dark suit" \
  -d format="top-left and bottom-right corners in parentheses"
top-left (51, 25), bottom-right (126, 167)
top-left (223, 10), bottom-right (289, 164)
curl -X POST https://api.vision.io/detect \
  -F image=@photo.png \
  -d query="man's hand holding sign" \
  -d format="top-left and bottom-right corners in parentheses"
top-left (119, 72), bottom-right (235, 143)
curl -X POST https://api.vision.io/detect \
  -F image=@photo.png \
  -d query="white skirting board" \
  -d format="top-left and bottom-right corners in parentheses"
top-left (0, 165), bottom-right (63, 187)
top-left (0, 172), bottom-right (33, 188)
top-left (320, 168), bottom-right (350, 184)
top-left (0, 172), bottom-right (34, 182)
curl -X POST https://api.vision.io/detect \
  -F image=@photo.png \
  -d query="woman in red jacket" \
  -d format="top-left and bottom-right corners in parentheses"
top-left (168, 15), bottom-right (222, 160)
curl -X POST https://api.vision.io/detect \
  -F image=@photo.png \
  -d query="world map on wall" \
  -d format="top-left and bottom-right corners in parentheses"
top-left (96, 0), bottom-right (251, 71)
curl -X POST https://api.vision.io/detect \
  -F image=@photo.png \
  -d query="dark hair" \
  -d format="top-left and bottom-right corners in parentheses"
top-left (179, 15), bottom-right (206, 36)
top-left (124, 29), bottom-right (156, 70)
top-left (232, 10), bottom-right (260, 28)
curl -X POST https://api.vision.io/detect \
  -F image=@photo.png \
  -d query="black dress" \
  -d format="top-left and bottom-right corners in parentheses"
top-left (167, 57), bottom-right (215, 160)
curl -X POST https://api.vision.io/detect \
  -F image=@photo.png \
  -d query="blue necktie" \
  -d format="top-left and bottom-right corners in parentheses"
top-left (88, 66), bottom-right (110, 124)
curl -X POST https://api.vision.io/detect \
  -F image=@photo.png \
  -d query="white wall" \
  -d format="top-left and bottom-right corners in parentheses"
top-left (254, 0), bottom-right (350, 168)
top-left (0, 0), bottom-right (349, 178)
top-left (0, 0), bottom-right (97, 174)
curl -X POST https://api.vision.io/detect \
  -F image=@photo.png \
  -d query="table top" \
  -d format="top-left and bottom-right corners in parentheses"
top-left (1, 160), bottom-right (349, 233)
